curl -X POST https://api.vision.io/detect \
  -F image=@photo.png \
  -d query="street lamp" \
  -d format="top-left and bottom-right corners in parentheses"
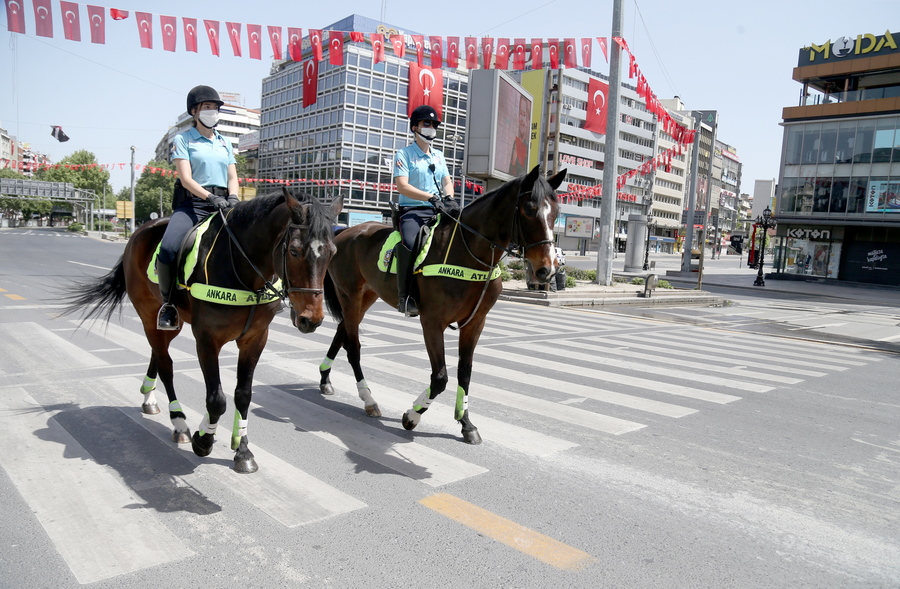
top-left (753, 206), bottom-right (776, 287)
top-left (643, 214), bottom-right (655, 271)
top-left (446, 133), bottom-right (464, 205)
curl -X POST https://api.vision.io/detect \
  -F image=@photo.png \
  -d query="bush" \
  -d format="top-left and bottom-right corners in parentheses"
top-left (95, 220), bottom-right (115, 231)
top-left (68, 222), bottom-right (84, 232)
top-left (658, 280), bottom-right (673, 289)
top-left (630, 277), bottom-right (645, 285)
top-left (565, 275), bottom-right (577, 288)
top-left (511, 269), bottom-right (526, 280)
top-left (506, 259), bottom-right (525, 270)
top-left (565, 267), bottom-right (596, 281)
top-left (612, 275), bottom-right (629, 283)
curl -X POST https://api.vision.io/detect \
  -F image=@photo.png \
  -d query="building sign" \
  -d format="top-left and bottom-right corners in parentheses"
top-left (798, 30), bottom-right (899, 66)
top-left (842, 241), bottom-right (900, 285)
top-left (786, 227), bottom-right (832, 240)
top-left (564, 216), bottom-right (594, 239)
top-left (865, 180), bottom-right (900, 213)
top-left (558, 154), bottom-right (596, 169)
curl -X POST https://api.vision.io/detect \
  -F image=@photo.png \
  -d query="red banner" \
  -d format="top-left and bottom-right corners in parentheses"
top-left (247, 24), bottom-right (261, 60)
top-left (226, 22), bottom-right (241, 57)
top-left (464, 37), bottom-right (477, 69)
top-left (86, 4), bottom-right (104, 43)
top-left (183, 17), bottom-right (197, 52)
top-left (267, 26), bottom-right (281, 60)
top-left (407, 62), bottom-right (443, 120)
top-left (203, 19), bottom-right (219, 56)
top-left (60, 1), bottom-right (80, 41)
top-left (390, 34), bottom-right (404, 58)
top-left (287, 27), bottom-right (302, 61)
top-left (160, 15), bottom-right (176, 52)
top-left (584, 77), bottom-right (609, 135)
top-left (412, 34), bottom-right (424, 66)
top-left (481, 37), bottom-right (493, 69)
top-left (563, 38), bottom-right (577, 68)
top-left (548, 38), bottom-right (559, 69)
top-left (495, 38), bottom-right (510, 70)
top-left (135, 11), bottom-right (152, 49)
top-left (580, 37), bottom-right (592, 67)
top-left (302, 59), bottom-right (318, 108)
top-left (531, 38), bottom-right (542, 70)
top-left (33, 0), bottom-right (53, 37)
top-left (329, 30), bottom-right (343, 65)
top-left (5, 0), bottom-right (26, 33)
top-left (429, 36), bottom-right (442, 68)
top-left (371, 33), bottom-right (385, 64)
top-left (309, 29), bottom-right (322, 60)
top-left (446, 36), bottom-right (459, 68)
top-left (512, 38), bottom-right (525, 70)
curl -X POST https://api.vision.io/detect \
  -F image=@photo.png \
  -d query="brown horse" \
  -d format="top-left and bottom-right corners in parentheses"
top-left (319, 166), bottom-right (565, 444)
top-left (61, 188), bottom-right (342, 472)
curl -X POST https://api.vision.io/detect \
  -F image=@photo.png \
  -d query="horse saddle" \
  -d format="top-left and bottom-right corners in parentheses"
top-left (147, 214), bottom-right (216, 288)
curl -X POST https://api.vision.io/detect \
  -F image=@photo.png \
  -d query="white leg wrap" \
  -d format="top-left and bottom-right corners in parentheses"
top-left (199, 412), bottom-right (217, 436)
top-left (140, 376), bottom-right (157, 406)
top-left (171, 416), bottom-right (188, 434)
top-left (319, 357), bottom-right (334, 371)
top-left (412, 387), bottom-right (433, 413)
top-left (168, 400), bottom-right (183, 414)
top-left (357, 379), bottom-right (376, 405)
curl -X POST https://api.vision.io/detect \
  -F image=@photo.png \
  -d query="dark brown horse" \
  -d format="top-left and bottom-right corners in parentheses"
top-left (319, 166), bottom-right (565, 443)
top-left (62, 188), bottom-right (341, 472)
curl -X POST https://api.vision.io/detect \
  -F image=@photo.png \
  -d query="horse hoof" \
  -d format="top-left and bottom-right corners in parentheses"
top-left (365, 403), bottom-right (382, 418)
top-left (172, 429), bottom-right (191, 444)
top-left (462, 429), bottom-right (483, 445)
top-left (142, 402), bottom-right (160, 415)
top-left (401, 411), bottom-right (418, 431)
top-left (320, 383), bottom-right (336, 396)
top-left (190, 432), bottom-right (214, 457)
top-left (234, 456), bottom-right (259, 474)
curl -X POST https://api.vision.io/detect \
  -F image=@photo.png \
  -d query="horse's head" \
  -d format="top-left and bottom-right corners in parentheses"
top-left (516, 166), bottom-right (566, 283)
top-left (281, 187), bottom-right (343, 333)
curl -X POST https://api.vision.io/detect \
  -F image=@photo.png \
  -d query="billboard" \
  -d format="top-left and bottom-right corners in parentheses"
top-left (465, 69), bottom-right (533, 182)
top-left (865, 180), bottom-right (900, 213)
top-left (564, 216), bottom-right (594, 238)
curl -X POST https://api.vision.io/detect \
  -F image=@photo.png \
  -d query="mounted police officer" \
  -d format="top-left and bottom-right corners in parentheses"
top-left (391, 105), bottom-right (460, 317)
top-left (156, 85), bottom-right (239, 330)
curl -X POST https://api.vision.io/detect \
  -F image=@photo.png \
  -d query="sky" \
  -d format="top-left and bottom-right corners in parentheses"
top-left (0, 0), bottom-right (894, 195)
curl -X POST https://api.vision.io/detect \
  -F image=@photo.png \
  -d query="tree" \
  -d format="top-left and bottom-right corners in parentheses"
top-left (34, 150), bottom-right (112, 207)
top-left (134, 159), bottom-right (176, 222)
top-left (0, 168), bottom-right (26, 180)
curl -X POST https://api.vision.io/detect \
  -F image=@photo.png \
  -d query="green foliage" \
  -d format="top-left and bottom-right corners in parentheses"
top-left (511, 269), bottom-right (526, 280)
top-left (134, 159), bottom-right (176, 221)
top-left (68, 223), bottom-right (84, 232)
top-left (657, 280), bottom-right (673, 289)
top-left (0, 168), bottom-right (25, 179)
top-left (20, 199), bottom-right (52, 218)
top-left (565, 275), bottom-right (576, 288)
top-left (498, 261), bottom-right (512, 281)
top-left (630, 277), bottom-right (645, 285)
top-left (565, 267), bottom-right (597, 281)
top-left (95, 220), bottom-right (115, 231)
top-left (33, 150), bottom-right (111, 205)
top-left (506, 259), bottom-right (525, 270)
top-left (612, 275), bottom-right (629, 283)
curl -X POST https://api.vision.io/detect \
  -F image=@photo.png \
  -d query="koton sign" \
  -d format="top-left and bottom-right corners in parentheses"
top-left (786, 227), bottom-right (831, 240)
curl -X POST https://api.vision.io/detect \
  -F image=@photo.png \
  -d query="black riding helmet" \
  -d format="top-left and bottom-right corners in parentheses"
top-left (410, 105), bottom-right (440, 130)
top-left (186, 85), bottom-right (224, 115)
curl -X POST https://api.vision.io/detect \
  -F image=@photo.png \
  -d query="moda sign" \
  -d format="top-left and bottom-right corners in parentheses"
top-left (799, 30), bottom-right (899, 65)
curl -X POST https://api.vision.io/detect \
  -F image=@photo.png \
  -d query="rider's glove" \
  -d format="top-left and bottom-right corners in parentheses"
top-left (428, 196), bottom-right (448, 215)
top-left (441, 197), bottom-right (461, 218)
top-left (226, 194), bottom-right (240, 208)
top-left (210, 194), bottom-right (229, 211)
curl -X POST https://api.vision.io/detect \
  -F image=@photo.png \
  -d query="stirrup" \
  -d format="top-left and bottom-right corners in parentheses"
top-left (156, 304), bottom-right (181, 331)
top-left (398, 296), bottom-right (419, 318)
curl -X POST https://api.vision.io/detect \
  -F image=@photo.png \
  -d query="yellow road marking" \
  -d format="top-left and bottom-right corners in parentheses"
top-left (419, 493), bottom-right (595, 571)
top-left (4, 294), bottom-right (25, 300)
top-left (0, 287), bottom-right (6, 291)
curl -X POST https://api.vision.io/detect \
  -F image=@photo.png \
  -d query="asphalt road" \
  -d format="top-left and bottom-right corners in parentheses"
top-left (1, 227), bottom-right (898, 588)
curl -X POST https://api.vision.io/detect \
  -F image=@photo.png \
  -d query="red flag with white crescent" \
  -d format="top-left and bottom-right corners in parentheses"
top-left (160, 15), bottom-right (176, 52)
top-left (495, 38), bottom-right (509, 69)
top-left (407, 62), bottom-right (443, 119)
top-left (585, 77), bottom-right (609, 135)
top-left (390, 34), bottom-right (405, 58)
top-left (109, 8), bottom-right (127, 20)
top-left (33, 0), bottom-right (53, 37)
top-left (136, 11), bottom-right (152, 49)
top-left (226, 22), bottom-right (241, 57)
top-left (203, 20), bottom-right (219, 56)
top-left (563, 38), bottom-right (577, 68)
top-left (371, 33), bottom-right (385, 64)
top-left (183, 17), bottom-right (197, 52)
top-left (329, 30), bottom-right (343, 65)
top-left (548, 38), bottom-right (559, 69)
top-left (530, 38), bottom-right (542, 70)
top-left (303, 59), bottom-right (318, 108)
top-left (446, 36), bottom-right (459, 68)
top-left (60, 1), bottom-right (81, 42)
top-left (512, 38), bottom-right (526, 70)
top-left (5, 0), bottom-right (26, 34)
top-left (429, 36), bottom-right (442, 68)
top-left (349, 31), bottom-right (363, 42)
top-left (86, 5), bottom-right (104, 44)
top-left (464, 37), bottom-right (477, 69)
top-left (481, 37), bottom-right (493, 69)
top-left (267, 26), bottom-right (282, 60)
top-left (247, 24), bottom-right (261, 60)
top-left (287, 27), bottom-right (302, 61)
top-left (310, 29), bottom-right (323, 60)
top-left (580, 37), bottom-right (592, 68)
top-left (412, 35), bottom-right (424, 65)
top-left (597, 37), bottom-right (608, 63)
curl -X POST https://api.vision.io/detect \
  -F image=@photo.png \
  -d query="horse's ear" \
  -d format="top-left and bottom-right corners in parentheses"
top-left (526, 165), bottom-right (541, 184)
top-left (331, 196), bottom-right (344, 216)
top-left (282, 186), bottom-right (297, 207)
top-left (548, 168), bottom-right (567, 190)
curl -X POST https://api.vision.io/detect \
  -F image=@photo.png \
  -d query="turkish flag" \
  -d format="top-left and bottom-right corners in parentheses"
top-left (530, 39), bottom-right (542, 70)
top-left (109, 8), bottom-right (127, 20)
top-left (585, 77), bottom-right (609, 135)
top-left (548, 38), bottom-right (559, 69)
top-left (495, 38), bottom-right (510, 69)
top-left (204, 20), bottom-right (219, 56)
top-left (429, 36), bottom-right (442, 68)
top-left (481, 37), bottom-right (493, 69)
top-left (446, 36), bottom-right (459, 68)
top-left (371, 33), bottom-right (385, 64)
top-left (160, 15), bottom-right (176, 52)
top-left (226, 22), bottom-right (241, 57)
top-left (184, 17), bottom-right (198, 52)
top-left (86, 5), bottom-right (104, 43)
top-left (580, 37), bottom-right (592, 68)
top-left (5, 0), bottom-right (26, 34)
top-left (349, 31), bottom-right (363, 43)
top-left (60, 2), bottom-right (80, 41)
top-left (267, 26), bottom-right (282, 60)
top-left (247, 24), bottom-right (261, 60)
top-left (412, 35), bottom-right (424, 65)
top-left (287, 27), bottom-right (302, 61)
top-left (563, 38), bottom-right (577, 68)
top-left (464, 37), bottom-right (477, 69)
top-left (303, 59), bottom-right (318, 108)
top-left (33, 0), bottom-right (52, 37)
top-left (309, 29), bottom-right (323, 60)
top-left (135, 12), bottom-right (152, 49)
top-left (390, 34), bottom-right (404, 58)
top-left (512, 39), bottom-right (526, 70)
top-left (407, 62), bottom-right (443, 120)
top-left (329, 31), bottom-right (343, 65)
top-left (597, 37), bottom-right (608, 63)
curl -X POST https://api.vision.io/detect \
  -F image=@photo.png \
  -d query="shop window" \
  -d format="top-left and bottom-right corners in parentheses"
top-left (847, 177), bottom-right (867, 213)
top-left (830, 178), bottom-right (849, 213)
top-left (800, 124), bottom-right (821, 164)
top-left (873, 120), bottom-right (896, 163)
top-left (818, 123), bottom-right (838, 163)
top-left (852, 120), bottom-right (876, 162)
top-left (813, 178), bottom-right (832, 212)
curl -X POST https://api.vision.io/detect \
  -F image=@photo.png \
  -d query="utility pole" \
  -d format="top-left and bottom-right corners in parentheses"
top-left (595, 0), bottom-right (623, 285)
top-left (129, 146), bottom-right (136, 234)
top-left (681, 112), bottom-right (702, 273)
top-left (159, 187), bottom-right (163, 217)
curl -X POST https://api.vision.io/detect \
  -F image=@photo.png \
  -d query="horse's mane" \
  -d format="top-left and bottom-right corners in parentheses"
top-left (228, 191), bottom-right (337, 241)
top-left (461, 171), bottom-right (556, 216)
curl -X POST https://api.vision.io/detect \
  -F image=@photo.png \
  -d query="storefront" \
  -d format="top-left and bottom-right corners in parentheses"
top-left (773, 225), bottom-right (842, 279)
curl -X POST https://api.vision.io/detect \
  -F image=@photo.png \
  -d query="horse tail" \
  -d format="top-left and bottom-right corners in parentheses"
top-left (322, 270), bottom-right (344, 324)
top-left (59, 256), bottom-right (128, 325)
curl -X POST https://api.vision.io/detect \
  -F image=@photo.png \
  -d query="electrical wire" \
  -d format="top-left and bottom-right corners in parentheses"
top-left (477, 0), bottom-right (558, 36)
top-left (632, 0), bottom-right (680, 98)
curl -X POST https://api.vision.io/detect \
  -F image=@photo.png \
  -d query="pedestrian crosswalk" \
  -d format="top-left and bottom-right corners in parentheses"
top-left (0, 301), bottom-right (884, 583)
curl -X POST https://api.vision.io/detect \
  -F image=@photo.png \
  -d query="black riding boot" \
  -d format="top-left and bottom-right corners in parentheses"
top-left (156, 262), bottom-right (180, 331)
top-left (396, 244), bottom-right (419, 317)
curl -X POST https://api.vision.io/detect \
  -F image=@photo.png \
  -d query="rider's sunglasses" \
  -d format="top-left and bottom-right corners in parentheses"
top-left (419, 120), bottom-right (437, 128)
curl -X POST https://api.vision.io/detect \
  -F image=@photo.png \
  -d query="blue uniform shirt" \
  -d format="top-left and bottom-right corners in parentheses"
top-left (172, 127), bottom-right (235, 188)
top-left (392, 143), bottom-right (450, 207)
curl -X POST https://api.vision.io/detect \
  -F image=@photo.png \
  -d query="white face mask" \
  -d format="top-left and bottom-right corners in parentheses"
top-left (197, 109), bottom-right (220, 128)
top-left (418, 127), bottom-right (437, 141)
